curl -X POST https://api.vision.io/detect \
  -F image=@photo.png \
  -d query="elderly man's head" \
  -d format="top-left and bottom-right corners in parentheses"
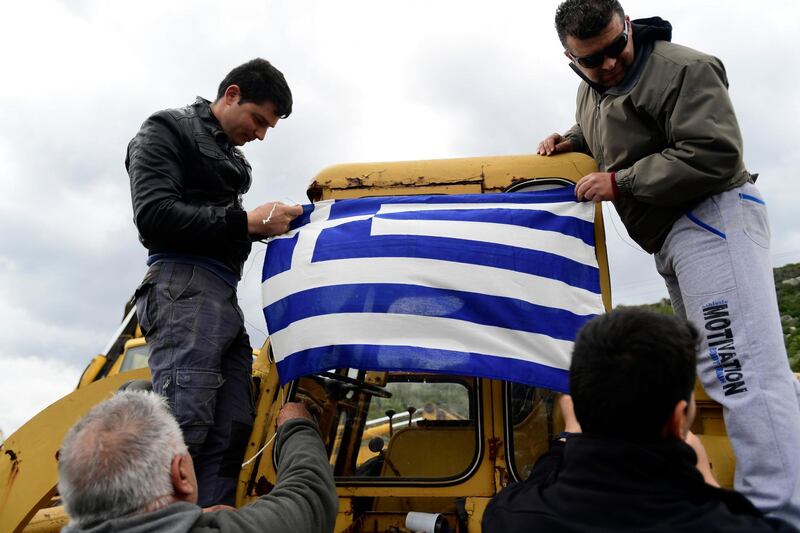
top-left (58, 391), bottom-right (197, 526)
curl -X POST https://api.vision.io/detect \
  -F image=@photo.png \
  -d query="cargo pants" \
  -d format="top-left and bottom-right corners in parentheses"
top-left (655, 182), bottom-right (800, 525)
top-left (135, 261), bottom-right (255, 507)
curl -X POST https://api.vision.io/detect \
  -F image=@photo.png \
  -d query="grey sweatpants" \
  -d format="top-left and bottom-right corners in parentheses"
top-left (655, 182), bottom-right (800, 524)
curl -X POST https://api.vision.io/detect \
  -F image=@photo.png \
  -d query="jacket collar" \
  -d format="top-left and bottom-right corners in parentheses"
top-left (61, 501), bottom-right (201, 533)
top-left (560, 433), bottom-right (701, 491)
top-left (192, 97), bottom-right (232, 148)
top-left (558, 434), bottom-right (761, 517)
top-left (569, 16), bottom-right (673, 96)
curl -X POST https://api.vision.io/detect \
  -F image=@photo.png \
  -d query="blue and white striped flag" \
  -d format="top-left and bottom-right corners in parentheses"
top-left (262, 187), bottom-right (604, 391)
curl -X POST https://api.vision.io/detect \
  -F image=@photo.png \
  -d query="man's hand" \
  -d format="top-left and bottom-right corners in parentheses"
top-left (575, 172), bottom-right (615, 202)
top-left (277, 402), bottom-right (314, 428)
top-left (202, 504), bottom-right (236, 513)
top-left (686, 431), bottom-right (720, 487)
top-left (537, 133), bottom-right (573, 156)
top-left (247, 202), bottom-right (303, 237)
top-left (557, 394), bottom-right (582, 434)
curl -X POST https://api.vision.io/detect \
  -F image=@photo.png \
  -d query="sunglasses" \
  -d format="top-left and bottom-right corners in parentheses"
top-left (568, 19), bottom-right (629, 69)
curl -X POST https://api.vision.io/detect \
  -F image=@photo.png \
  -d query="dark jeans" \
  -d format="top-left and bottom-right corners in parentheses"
top-left (135, 261), bottom-right (254, 507)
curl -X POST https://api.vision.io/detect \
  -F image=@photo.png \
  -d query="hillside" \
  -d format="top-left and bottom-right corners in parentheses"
top-left (638, 263), bottom-right (800, 372)
top-left (775, 263), bottom-right (800, 371)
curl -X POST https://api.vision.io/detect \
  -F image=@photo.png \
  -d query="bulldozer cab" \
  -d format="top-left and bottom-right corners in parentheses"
top-left (239, 153), bottom-right (731, 531)
top-left (2, 153), bottom-right (733, 533)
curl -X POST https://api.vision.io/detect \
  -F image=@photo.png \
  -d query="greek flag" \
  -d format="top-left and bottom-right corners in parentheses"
top-left (261, 188), bottom-right (604, 391)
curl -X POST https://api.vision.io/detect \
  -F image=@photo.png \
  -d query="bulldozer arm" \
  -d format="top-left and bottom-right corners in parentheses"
top-left (0, 368), bottom-right (150, 533)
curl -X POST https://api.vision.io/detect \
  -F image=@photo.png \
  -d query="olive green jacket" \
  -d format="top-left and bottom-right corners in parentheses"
top-left (565, 18), bottom-right (752, 253)
top-left (63, 419), bottom-right (338, 533)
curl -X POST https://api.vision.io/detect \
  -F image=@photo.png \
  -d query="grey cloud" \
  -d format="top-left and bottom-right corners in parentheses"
top-left (2, 0), bottom-right (800, 429)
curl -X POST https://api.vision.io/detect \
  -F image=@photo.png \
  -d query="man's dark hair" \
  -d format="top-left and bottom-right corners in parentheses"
top-left (216, 58), bottom-right (293, 118)
top-left (569, 307), bottom-right (698, 441)
top-left (555, 0), bottom-right (625, 47)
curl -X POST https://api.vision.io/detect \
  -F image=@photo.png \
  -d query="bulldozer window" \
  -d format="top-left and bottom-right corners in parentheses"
top-left (119, 343), bottom-right (150, 373)
top-left (291, 371), bottom-right (479, 482)
top-left (505, 383), bottom-right (566, 481)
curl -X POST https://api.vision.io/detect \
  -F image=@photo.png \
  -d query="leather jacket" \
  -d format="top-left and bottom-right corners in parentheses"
top-left (126, 97), bottom-right (252, 276)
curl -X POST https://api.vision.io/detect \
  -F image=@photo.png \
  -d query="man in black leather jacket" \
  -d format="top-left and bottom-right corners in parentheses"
top-left (125, 58), bottom-right (302, 507)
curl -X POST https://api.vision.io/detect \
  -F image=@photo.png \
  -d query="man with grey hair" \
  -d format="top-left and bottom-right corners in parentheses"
top-left (58, 391), bottom-right (337, 532)
top-left (537, 0), bottom-right (800, 523)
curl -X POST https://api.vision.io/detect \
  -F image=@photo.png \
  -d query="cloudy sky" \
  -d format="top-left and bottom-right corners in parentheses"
top-left (1, 0), bottom-right (799, 437)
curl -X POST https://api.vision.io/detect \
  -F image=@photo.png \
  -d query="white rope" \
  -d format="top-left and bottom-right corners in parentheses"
top-left (242, 431), bottom-right (278, 467)
top-left (241, 388), bottom-right (287, 468)
top-left (261, 203), bottom-right (278, 225)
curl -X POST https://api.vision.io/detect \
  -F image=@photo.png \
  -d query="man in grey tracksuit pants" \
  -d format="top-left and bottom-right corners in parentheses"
top-left (538, 0), bottom-right (800, 523)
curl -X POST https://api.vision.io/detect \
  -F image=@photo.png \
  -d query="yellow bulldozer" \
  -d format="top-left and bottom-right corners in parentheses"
top-left (0, 153), bottom-right (734, 532)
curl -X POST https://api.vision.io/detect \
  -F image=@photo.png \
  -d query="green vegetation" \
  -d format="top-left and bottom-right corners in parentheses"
top-left (635, 263), bottom-right (800, 372)
top-left (366, 381), bottom-right (471, 421)
top-left (775, 263), bottom-right (800, 371)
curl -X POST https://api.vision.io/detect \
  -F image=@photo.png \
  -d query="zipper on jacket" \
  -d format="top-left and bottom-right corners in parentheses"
top-left (594, 94), bottom-right (604, 169)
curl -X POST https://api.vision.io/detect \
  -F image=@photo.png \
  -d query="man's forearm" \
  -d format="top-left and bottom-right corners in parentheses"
top-left (211, 419), bottom-right (337, 532)
top-left (564, 123), bottom-right (589, 155)
top-left (247, 419), bottom-right (336, 532)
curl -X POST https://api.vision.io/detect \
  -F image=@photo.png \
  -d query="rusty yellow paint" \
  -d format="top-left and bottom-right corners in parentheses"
top-left (465, 496), bottom-right (492, 531)
top-left (1, 367), bottom-right (150, 533)
top-left (316, 182), bottom-right (484, 200)
top-left (333, 497), bottom-right (355, 531)
top-left (307, 152), bottom-right (597, 200)
top-left (237, 341), bottom-right (282, 505)
top-left (19, 505), bottom-right (68, 533)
